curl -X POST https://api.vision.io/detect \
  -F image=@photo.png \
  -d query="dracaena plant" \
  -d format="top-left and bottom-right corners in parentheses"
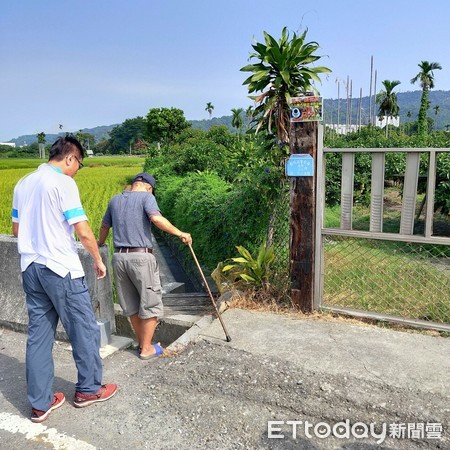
top-left (241, 27), bottom-right (331, 144)
top-left (222, 243), bottom-right (275, 290)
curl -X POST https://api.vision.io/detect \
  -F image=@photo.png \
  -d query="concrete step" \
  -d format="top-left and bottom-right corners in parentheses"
top-left (152, 234), bottom-right (196, 293)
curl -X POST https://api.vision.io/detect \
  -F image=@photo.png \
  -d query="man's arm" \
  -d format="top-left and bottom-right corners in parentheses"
top-left (150, 215), bottom-right (192, 245)
top-left (12, 222), bottom-right (19, 237)
top-left (98, 224), bottom-right (110, 247)
top-left (74, 221), bottom-right (107, 279)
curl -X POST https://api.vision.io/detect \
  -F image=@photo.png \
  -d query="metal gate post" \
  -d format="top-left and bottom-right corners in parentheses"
top-left (314, 125), bottom-right (325, 310)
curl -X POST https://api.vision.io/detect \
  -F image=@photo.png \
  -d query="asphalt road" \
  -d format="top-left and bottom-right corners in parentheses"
top-left (0, 310), bottom-right (449, 449)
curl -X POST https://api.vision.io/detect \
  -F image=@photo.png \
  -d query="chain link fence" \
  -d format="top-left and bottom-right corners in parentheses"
top-left (265, 183), bottom-right (291, 296)
top-left (321, 236), bottom-right (450, 325)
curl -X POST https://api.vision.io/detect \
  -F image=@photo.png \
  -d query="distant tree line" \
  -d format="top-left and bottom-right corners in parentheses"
top-left (93, 106), bottom-right (252, 156)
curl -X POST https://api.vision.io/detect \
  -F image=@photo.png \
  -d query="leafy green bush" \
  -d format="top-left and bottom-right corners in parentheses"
top-left (154, 172), bottom-right (231, 268)
top-left (173, 139), bottom-right (227, 175)
top-left (152, 171), bottom-right (273, 271)
top-left (206, 125), bottom-right (237, 147)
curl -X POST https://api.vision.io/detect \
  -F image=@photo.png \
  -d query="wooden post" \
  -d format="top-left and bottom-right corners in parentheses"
top-left (289, 121), bottom-right (317, 312)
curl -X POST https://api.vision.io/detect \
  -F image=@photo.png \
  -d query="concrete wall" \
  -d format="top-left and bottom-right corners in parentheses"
top-left (0, 234), bottom-right (115, 338)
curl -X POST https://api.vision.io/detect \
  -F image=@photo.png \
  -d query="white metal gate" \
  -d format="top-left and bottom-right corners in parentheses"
top-left (314, 130), bottom-right (450, 332)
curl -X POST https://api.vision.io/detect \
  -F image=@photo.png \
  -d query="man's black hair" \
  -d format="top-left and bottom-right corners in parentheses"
top-left (48, 136), bottom-right (85, 161)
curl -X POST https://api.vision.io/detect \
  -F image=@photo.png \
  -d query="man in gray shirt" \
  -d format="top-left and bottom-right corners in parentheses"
top-left (98, 172), bottom-right (192, 359)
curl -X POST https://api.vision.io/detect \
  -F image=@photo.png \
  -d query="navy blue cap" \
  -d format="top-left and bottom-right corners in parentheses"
top-left (132, 172), bottom-right (155, 189)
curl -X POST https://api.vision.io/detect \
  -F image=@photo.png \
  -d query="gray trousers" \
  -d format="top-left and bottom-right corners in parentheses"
top-left (112, 252), bottom-right (163, 319)
top-left (22, 263), bottom-right (102, 411)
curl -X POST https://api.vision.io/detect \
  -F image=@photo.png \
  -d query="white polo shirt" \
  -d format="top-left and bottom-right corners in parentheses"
top-left (12, 163), bottom-right (88, 278)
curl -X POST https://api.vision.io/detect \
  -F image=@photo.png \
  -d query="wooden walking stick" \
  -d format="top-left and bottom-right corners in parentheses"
top-left (188, 244), bottom-right (231, 342)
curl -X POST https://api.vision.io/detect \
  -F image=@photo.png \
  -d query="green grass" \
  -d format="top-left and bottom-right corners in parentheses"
top-left (322, 195), bottom-right (449, 324)
top-left (323, 237), bottom-right (450, 323)
top-left (324, 194), bottom-right (450, 259)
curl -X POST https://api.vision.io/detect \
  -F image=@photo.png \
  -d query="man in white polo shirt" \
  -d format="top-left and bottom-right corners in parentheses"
top-left (12, 136), bottom-right (117, 423)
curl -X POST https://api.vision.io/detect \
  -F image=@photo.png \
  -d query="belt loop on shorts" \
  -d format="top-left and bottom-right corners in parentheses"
top-left (116, 247), bottom-right (153, 253)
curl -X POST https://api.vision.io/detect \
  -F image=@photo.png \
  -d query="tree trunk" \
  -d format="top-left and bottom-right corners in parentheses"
top-left (418, 88), bottom-right (429, 143)
top-left (289, 121), bottom-right (317, 312)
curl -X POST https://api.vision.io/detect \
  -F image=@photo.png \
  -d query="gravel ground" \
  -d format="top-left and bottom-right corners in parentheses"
top-left (0, 328), bottom-right (448, 449)
top-left (109, 340), bottom-right (448, 449)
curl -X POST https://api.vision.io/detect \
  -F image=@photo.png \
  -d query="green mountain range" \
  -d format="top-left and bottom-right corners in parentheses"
top-left (7, 90), bottom-right (450, 146)
top-left (8, 124), bottom-right (119, 147)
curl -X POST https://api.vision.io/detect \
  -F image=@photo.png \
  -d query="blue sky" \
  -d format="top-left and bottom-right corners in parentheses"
top-left (1, 0), bottom-right (449, 141)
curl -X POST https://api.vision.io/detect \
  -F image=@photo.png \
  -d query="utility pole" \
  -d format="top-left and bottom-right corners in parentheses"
top-left (369, 56), bottom-right (373, 126)
top-left (358, 88), bottom-right (363, 130)
top-left (345, 75), bottom-right (350, 134)
top-left (373, 69), bottom-right (378, 126)
top-left (288, 120), bottom-right (317, 313)
top-left (349, 79), bottom-right (353, 132)
top-left (337, 81), bottom-right (341, 134)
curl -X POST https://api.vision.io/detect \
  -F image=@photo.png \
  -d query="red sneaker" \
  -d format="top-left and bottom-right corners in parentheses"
top-left (73, 383), bottom-right (118, 408)
top-left (31, 392), bottom-right (65, 423)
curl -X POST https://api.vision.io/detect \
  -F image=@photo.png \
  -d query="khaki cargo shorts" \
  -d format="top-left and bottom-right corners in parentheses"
top-left (112, 252), bottom-right (163, 319)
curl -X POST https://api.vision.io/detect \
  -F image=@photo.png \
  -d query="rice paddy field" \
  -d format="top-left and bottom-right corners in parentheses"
top-left (0, 157), bottom-right (146, 250)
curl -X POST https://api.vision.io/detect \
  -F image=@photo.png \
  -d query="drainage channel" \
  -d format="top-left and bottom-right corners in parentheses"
top-left (113, 292), bottom-right (214, 350)
top-left (156, 293), bottom-right (212, 343)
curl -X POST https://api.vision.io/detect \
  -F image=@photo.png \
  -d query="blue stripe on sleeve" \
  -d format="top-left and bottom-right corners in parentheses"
top-left (63, 207), bottom-right (86, 220)
top-left (12, 208), bottom-right (18, 219)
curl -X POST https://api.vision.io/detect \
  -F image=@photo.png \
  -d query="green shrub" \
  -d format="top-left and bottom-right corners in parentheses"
top-left (153, 171), bottom-right (273, 271)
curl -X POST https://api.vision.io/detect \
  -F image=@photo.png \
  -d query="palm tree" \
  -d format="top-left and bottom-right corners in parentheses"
top-left (231, 108), bottom-right (244, 134)
top-left (241, 27), bottom-right (330, 144)
top-left (244, 106), bottom-right (254, 131)
top-left (205, 102), bottom-right (214, 119)
top-left (376, 79), bottom-right (401, 138)
top-left (433, 105), bottom-right (440, 130)
top-left (411, 61), bottom-right (442, 142)
top-left (405, 110), bottom-right (413, 135)
top-left (37, 132), bottom-right (46, 143)
top-left (37, 132), bottom-right (46, 159)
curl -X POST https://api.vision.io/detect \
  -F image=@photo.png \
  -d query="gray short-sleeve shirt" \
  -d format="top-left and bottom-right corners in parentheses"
top-left (102, 191), bottom-right (161, 249)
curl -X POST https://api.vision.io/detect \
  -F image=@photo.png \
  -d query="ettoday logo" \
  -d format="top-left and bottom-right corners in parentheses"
top-left (267, 420), bottom-right (443, 444)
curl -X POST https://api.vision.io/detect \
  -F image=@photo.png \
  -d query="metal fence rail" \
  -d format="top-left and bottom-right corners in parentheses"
top-left (315, 144), bottom-right (450, 331)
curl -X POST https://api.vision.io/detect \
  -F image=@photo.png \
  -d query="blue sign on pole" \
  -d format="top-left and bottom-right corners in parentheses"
top-left (285, 154), bottom-right (314, 177)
